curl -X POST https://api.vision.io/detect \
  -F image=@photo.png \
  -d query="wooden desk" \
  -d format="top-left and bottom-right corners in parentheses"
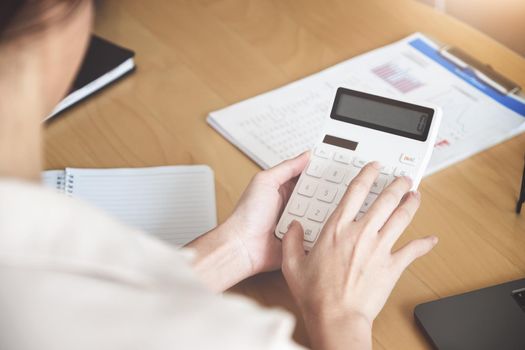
top-left (44, 0), bottom-right (525, 348)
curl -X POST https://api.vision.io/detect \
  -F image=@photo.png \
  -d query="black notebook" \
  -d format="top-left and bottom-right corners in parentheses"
top-left (46, 35), bottom-right (135, 120)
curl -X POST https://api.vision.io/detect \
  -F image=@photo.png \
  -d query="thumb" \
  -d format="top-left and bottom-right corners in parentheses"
top-left (266, 151), bottom-right (310, 186)
top-left (282, 220), bottom-right (306, 267)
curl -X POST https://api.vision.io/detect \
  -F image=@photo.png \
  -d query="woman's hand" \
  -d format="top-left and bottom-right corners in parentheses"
top-left (226, 151), bottom-right (311, 273)
top-left (281, 162), bottom-right (438, 350)
top-left (186, 152), bottom-right (310, 292)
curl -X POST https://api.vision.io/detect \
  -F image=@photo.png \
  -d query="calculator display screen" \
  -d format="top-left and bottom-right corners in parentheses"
top-left (331, 89), bottom-right (434, 141)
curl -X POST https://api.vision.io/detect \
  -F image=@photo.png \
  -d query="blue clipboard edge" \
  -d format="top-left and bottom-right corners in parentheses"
top-left (409, 37), bottom-right (525, 117)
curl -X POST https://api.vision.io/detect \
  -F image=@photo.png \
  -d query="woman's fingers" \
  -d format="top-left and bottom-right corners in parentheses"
top-left (278, 176), bottom-right (300, 201)
top-left (379, 191), bottom-right (421, 249)
top-left (265, 151), bottom-right (310, 186)
top-left (361, 176), bottom-right (412, 231)
top-left (281, 220), bottom-right (306, 269)
top-left (392, 235), bottom-right (438, 273)
top-left (330, 162), bottom-right (380, 224)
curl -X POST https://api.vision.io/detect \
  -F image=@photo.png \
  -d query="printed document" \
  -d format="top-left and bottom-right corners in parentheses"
top-left (208, 33), bottom-right (525, 174)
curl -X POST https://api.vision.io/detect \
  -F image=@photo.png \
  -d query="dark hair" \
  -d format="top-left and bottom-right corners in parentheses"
top-left (0, 0), bottom-right (84, 40)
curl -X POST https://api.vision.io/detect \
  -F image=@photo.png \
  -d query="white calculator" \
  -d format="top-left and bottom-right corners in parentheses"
top-left (275, 87), bottom-right (442, 250)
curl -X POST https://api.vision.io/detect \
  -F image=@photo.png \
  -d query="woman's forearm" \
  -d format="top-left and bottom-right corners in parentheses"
top-left (185, 220), bottom-right (253, 292)
top-left (304, 312), bottom-right (372, 350)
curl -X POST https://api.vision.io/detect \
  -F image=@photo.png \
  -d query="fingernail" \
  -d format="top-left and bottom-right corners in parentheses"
top-left (431, 236), bottom-right (439, 245)
top-left (370, 161), bottom-right (381, 170)
top-left (413, 190), bottom-right (421, 200)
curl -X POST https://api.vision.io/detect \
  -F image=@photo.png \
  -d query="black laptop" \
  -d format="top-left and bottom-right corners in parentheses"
top-left (415, 278), bottom-right (525, 350)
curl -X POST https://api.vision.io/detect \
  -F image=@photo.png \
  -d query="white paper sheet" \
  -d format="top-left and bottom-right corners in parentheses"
top-left (42, 166), bottom-right (217, 246)
top-left (208, 33), bottom-right (525, 175)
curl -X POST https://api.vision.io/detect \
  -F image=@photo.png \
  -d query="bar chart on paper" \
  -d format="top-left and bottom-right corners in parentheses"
top-left (372, 62), bottom-right (425, 94)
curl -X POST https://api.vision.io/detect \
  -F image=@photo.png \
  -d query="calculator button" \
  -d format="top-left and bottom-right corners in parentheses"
top-left (394, 167), bottom-right (412, 178)
top-left (297, 178), bottom-right (318, 197)
top-left (325, 165), bottom-right (346, 184)
top-left (303, 222), bottom-right (321, 242)
top-left (314, 147), bottom-right (333, 159)
top-left (370, 174), bottom-right (388, 194)
top-left (344, 166), bottom-right (361, 186)
top-left (288, 197), bottom-right (309, 216)
top-left (278, 217), bottom-right (296, 234)
top-left (334, 152), bottom-right (352, 164)
top-left (306, 203), bottom-right (329, 222)
top-left (399, 154), bottom-right (417, 166)
top-left (316, 183), bottom-right (338, 203)
top-left (379, 165), bottom-right (394, 175)
top-left (361, 193), bottom-right (378, 212)
top-left (335, 188), bottom-right (345, 204)
top-left (353, 157), bottom-right (367, 168)
top-left (306, 160), bottom-right (326, 178)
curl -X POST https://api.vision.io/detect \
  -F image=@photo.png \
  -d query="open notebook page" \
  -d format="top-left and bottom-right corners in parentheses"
top-left (41, 170), bottom-right (66, 192)
top-left (42, 166), bottom-right (217, 246)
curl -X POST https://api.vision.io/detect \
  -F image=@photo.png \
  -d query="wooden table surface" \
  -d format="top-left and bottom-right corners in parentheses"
top-left (43, 0), bottom-right (525, 348)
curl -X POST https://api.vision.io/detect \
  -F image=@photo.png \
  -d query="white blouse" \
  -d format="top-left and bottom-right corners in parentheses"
top-left (0, 180), bottom-right (304, 350)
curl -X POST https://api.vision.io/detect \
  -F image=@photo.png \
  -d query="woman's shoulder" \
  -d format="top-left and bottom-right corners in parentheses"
top-left (0, 179), bottom-right (304, 350)
top-left (0, 179), bottom-right (196, 287)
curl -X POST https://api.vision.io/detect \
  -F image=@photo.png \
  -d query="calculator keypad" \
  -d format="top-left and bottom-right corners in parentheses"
top-left (297, 178), bottom-right (318, 197)
top-left (316, 183), bottom-right (338, 203)
top-left (288, 197), bottom-right (309, 217)
top-left (314, 148), bottom-right (333, 159)
top-left (303, 222), bottom-right (321, 242)
top-left (325, 165), bottom-right (346, 184)
top-left (370, 174), bottom-right (388, 194)
top-left (305, 160), bottom-right (326, 178)
top-left (307, 203), bottom-right (329, 222)
top-left (334, 152), bottom-right (351, 164)
top-left (278, 145), bottom-right (415, 248)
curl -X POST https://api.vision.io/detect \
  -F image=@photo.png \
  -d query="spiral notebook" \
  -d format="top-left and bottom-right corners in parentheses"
top-left (41, 166), bottom-right (217, 246)
top-left (46, 35), bottom-right (135, 120)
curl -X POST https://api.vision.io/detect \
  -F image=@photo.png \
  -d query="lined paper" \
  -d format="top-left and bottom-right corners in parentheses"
top-left (41, 170), bottom-right (66, 192)
top-left (42, 166), bottom-right (217, 246)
